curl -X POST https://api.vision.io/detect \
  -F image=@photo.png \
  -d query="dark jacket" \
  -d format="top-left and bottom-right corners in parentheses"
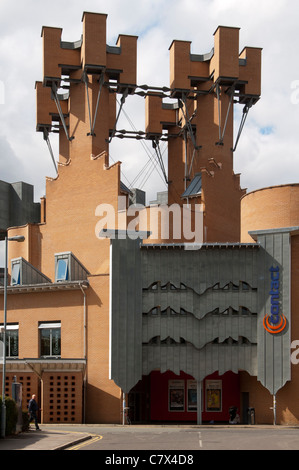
top-left (28, 399), bottom-right (38, 413)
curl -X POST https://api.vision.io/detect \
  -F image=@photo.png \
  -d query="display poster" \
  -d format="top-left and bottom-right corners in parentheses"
top-left (168, 380), bottom-right (185, 411)
top-left (187, 380), bottom-right (197, 411)
top-left (206, 380), bottom-right (222, 412)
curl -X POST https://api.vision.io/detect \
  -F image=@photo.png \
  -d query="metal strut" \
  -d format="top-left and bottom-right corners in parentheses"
top-left (83, 73), bottom-right (93, 136)
top-left (183, 128), bottom-right (201, 189)
top-left (180, 93), bottom-right (201, 188)
top-left (84, 73), bottom-right (105, 136)
top-left (90, 73), bottom-right (105, 136)
top-left (152, 138), bottom-right (168, 185)
top-left (179, 93), bottom-right (199, 151)
top-left (43, 129), bottom-right (58, 174)
top-left (108, 88), bottom-right (129, 143)
top-left (51, 82), bottom-right (73, 141)
top-left (215, 84), bottom-right (235, 146)
top-left (232, 99), bottom-right (253, 152)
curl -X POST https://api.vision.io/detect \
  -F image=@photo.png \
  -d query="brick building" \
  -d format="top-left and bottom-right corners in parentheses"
top-left (0, 12), bottom-right (298, 425)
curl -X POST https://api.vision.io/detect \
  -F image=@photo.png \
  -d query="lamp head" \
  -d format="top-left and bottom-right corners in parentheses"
top-left (8, 236), bottom-right (25, 242)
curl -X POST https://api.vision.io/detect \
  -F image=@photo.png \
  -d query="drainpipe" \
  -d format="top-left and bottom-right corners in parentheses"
top-left (79, 283), bottom-right (87, 424)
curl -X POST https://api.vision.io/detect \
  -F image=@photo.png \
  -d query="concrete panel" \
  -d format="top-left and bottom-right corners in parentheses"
top-left (256, 230), bottom-right (291, 394)
top-left (110, 234), bottom-right (291, 395)
top-left (0, 181), bottom-right (40, 231)
top-left (109, 238), bottom-right (143, 393)
top-left (142, 343), bottom-right (257, 382)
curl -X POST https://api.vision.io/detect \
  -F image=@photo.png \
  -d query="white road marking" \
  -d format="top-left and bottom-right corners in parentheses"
top-left (199, 431), bottom-right (203, 448)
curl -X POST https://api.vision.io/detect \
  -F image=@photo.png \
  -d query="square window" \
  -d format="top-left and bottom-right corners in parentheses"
top-left (56, 259), bottom-right (69, 282)
top-left (11, 263), bottom-right (21, 286)
top-left (39, 323), bottom-right (61, 357)
top-left (0, 326), bottom-right (19, 358)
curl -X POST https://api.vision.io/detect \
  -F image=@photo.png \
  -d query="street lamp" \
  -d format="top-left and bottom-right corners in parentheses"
top-left (1, 235), bottom-right (25, 438)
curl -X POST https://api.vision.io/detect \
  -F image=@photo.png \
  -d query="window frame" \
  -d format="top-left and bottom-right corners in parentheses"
top-left (11, 262), bottom-right (21, 286)
top-left (39, 322), bottom-right (61, 357)
top-left (56, 258), bottom-right (69, 282)
top-left (0, 324), bottom-right (19, 358)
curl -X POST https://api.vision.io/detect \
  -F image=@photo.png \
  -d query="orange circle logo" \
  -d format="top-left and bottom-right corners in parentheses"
top-left (263, 314), bottom-right (287, 334)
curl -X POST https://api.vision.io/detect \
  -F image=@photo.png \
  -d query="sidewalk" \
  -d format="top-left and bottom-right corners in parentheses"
top-left (0, 426), bottom-right (92, 450)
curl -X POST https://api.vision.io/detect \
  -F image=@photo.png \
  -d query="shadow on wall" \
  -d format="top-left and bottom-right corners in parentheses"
top-left (278, 378), bottom-right (299, 425)
top-left (85, 384), bottom-right (121, 424)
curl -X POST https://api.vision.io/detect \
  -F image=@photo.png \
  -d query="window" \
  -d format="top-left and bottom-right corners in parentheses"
top-left (151, 307), bottom-right (159, 315)
top-left (150, 282), bottom-right (158, 290)
top-left (56, 259), bottom-right (69, 282)
top-left (241, 307), bottom-right (250, 315)
top-left (39, 322), bottom-right (61, 357)
top-left (11, 263), bottom-right (21, 286)
top-left (0, 324), bottom-right (19, 357)
top-left (241, 282), bottom-right (250, 291)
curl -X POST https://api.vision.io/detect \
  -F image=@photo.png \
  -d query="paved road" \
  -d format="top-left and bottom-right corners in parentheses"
top-left (55, 424), bottom-right (299, 451)
top-left (67, 426), bottom-right (202, 451)
top-left (2, 424), bottom-right (299, 451)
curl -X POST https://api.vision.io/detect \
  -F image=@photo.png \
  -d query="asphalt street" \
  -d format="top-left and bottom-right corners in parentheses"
top-left (63, 425), bottom-right (299, 451)
top-left (1, 424), bottom-right (299, 451)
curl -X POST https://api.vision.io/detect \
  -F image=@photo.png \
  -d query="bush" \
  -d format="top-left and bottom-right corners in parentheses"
top-left (0, 396), bottom-right (18, 436)
top-left (22, 410), bottom-right (30, 432)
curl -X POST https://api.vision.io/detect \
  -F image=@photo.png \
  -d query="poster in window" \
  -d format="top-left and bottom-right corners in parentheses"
top-left (206, 380), bottom-right (222, 412)
top-left (187, 380), bottom-right (197, 411)
top-left (169, 380), bottom-right (185, 411)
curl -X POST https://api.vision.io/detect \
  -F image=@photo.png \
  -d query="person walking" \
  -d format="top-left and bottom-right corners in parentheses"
top-left (28, 394), bottom-right (40, 430)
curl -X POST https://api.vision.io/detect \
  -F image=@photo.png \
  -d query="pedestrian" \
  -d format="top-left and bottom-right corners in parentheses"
top-left (229, 406), bottom-right (240, 424)
top-left (28, 394), bottom-right (40, 430)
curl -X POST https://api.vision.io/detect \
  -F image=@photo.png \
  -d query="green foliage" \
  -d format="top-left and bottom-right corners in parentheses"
top-left (0, 396), bottom-right (18, 436)
top-left (22, 410), bottom-right (30, 432)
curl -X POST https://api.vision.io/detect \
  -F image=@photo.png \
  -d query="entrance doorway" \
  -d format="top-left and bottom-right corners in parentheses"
top-left (128, 375), bottom-right (151, 423)
top-left (128, 370), bottom-right (240, 424)
top-left (241, 392), bottom-right (249, 424)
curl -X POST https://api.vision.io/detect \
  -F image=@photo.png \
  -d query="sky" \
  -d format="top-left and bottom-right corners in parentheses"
top-left (0, 0), bottom-right (299, 263)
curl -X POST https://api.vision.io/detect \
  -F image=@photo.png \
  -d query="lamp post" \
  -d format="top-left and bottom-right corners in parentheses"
top-left (1, 235), bottom-right (25, 438)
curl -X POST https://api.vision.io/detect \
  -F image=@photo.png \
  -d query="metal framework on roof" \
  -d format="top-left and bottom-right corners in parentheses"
top-left (36, 15), bottom-right (261, 197)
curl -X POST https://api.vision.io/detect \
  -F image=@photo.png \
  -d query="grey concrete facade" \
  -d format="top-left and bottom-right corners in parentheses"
top-left (252, 228), bottom-right (292, 394)
top-left (0, 180), bottom-right (40, 234)
top-left (108, 228), bottom-right (293, 398)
